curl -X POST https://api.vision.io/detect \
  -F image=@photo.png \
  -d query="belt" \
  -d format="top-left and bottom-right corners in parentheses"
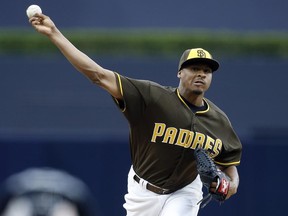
top-left (133, 175), bottom-right (173, 195)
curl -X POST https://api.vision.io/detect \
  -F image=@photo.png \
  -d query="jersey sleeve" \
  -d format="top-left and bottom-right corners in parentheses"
top-left (213, 127), bottom-right (242, 167)
top-left (113, 73), bottom-right (151, 125)
top-left (204, 99), bottom-right (242, 167)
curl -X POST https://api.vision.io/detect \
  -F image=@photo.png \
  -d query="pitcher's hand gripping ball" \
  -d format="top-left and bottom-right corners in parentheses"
top-left (26, 5), bottom-right (42, 18)
top-left (194, 148), bottom-right (230, 208)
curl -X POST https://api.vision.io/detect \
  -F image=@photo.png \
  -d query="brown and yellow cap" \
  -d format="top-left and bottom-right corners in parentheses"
top-left (178, 48), bottom-right (220, 72)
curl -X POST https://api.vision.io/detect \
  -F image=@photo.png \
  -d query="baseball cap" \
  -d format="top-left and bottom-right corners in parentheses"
top-left (178, 48), bottom-right (220, 72)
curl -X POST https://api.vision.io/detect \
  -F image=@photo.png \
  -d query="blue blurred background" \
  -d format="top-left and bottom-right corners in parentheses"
top-left (0, 0), bottom-right (288, 215)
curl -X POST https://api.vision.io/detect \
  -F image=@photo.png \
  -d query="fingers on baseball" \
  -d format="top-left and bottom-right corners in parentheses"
top-left (29, 14), bottom-right (48, 25)
top-left (30, 16), bottom-right (42, 25)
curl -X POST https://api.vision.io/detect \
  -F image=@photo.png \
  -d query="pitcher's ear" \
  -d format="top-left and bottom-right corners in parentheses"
top-left (177, 70), bottom-right (181, 78)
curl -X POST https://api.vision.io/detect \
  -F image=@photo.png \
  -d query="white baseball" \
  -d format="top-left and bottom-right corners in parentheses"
top-left (26, 5), bottom-right (42, 18)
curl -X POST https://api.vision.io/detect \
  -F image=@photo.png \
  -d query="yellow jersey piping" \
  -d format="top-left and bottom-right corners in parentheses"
top-left (176, 89), bottom-right (190, 109)
top-left (114, 72), bottom-right (126, 113)
top-left (176, 89), bottom-right (210, 114)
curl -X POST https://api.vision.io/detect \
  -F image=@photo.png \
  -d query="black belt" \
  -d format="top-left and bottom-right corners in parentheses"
top-left (133, 175), bottom-right (173, 195)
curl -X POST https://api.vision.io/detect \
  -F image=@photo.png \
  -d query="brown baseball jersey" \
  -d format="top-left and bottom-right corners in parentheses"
top-left (113, 73), bottom-right (242, 191)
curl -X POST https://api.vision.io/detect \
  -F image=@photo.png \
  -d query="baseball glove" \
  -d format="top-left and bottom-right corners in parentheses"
top-left (194, 148), bottom-right (230, 208)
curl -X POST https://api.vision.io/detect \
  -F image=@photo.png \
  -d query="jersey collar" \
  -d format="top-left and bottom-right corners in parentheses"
top-left (176, 89), bottom-right (210, 114)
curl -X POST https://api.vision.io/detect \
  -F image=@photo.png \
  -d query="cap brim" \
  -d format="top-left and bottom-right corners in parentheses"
top-left (180, 58), bottom-right (220, 72)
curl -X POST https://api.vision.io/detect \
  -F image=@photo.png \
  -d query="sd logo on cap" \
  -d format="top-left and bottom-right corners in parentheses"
top-left (178, 48), bottom-right (220, 72)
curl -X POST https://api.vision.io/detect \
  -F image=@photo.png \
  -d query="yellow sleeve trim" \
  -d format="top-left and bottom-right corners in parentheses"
top-left (115, 72), bottom-right (123, 97)
top-left (214, 160), bottom-right (241, 166)
top-left (114, 72), bottom-right (126, 112)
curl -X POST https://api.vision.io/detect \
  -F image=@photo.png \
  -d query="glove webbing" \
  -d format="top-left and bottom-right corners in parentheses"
top-left (194, 148), bottom-right (229, 208)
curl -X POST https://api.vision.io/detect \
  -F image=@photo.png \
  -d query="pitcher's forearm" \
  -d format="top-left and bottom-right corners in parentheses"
top-left (49, 28), bottom-right (103, 82)
top-left (222, 166), bottom-right (239, 199)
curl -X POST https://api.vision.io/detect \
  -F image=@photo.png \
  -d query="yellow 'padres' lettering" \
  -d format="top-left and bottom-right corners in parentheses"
top-left (204, 135), bottom-right (215, 151)
top-left (151, 123), bottom-right (222, 157)
top-left (191, 132), bottom-right (206, 149)
top-left (213, 139), bottom-right (222, 157)
top-left (175, 129), bottom-right (191, 147)
top-left (163, 127), bottom-right (177, 144)
top-left (151, 123), bottom-right (166, 142)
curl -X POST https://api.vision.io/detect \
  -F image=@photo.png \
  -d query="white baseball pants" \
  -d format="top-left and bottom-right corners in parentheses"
top-left (123, 166), bottom-right (203, 216)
